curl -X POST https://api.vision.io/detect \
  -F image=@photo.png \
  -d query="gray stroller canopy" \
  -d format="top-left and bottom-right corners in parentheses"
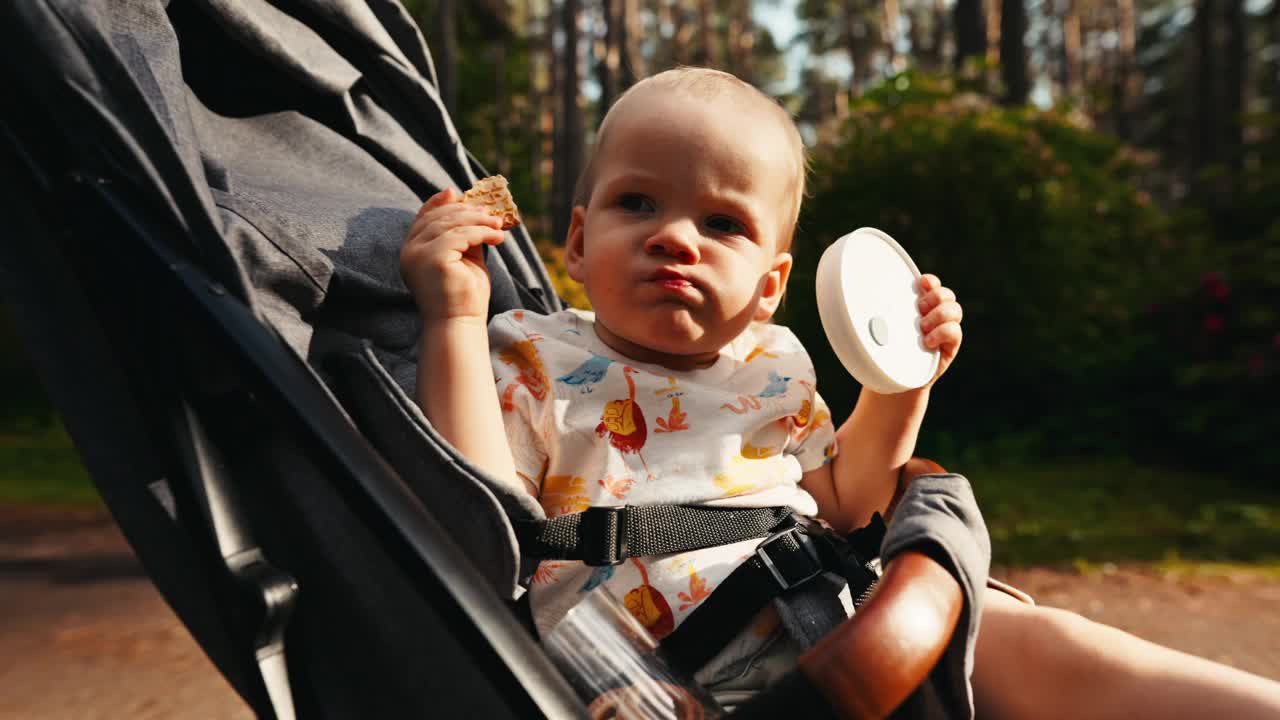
top-left (0, 0), bottom-right (575, 717)
top-left (0, 2), bottom-right (986, 718)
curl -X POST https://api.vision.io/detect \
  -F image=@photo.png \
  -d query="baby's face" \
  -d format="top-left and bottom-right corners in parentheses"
top-left (566, 92), bottom-right (797, 371)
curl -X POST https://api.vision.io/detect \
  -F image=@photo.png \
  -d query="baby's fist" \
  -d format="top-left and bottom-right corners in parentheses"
top-left (917, 274), bottom-right (963, 385)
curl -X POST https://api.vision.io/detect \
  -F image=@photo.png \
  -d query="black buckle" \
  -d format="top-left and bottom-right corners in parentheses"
top-left (582, 505), bottom-right (629, 566)
top-left (755, 523), bottom-right (823, 590)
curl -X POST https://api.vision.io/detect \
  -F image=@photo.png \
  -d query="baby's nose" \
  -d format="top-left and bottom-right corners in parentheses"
top-left (644, 222), bottom-right (700, 263)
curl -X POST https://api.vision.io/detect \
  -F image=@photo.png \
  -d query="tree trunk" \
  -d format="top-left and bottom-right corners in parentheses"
top-left (694, 0), bottom-right (717, 67)
top-left (536, 2), bottom-right (557, 238)
top-left (931, 0), bottom-right (951, 69)
top-left (1112, 0), bottom-right (1138, 139)
top-left (620, 0), bottom-right (644, 87)
top-left (436, 0), bottom-right (458, 115)
top-left (726, 0), bottom-right (755, 83)
top-left (553, 0), bottom-right (585, 247)
top-left (999, 0), bottom-right (1029, 104)
top-left (1223, 0), bottom-right (1245, 183)
top-left (671, 0), bottom-right (693, 66)
top-left (883, 0), bottom-right (900, 72)
top-left (1193, 0), bottom-right (1219, 181)
top-left (493, 38), bottom-right (508, 175)
top-left (598, 0), bottom-right (620, 120)
top-left (841, 0), bottom-right (869, 94)
top-left (1271, 0), bottom-right (1280, 112)
top-left (953, 0), bottom-right (987, 70)
top-left (1060, 0), bottom-right (1083, 99)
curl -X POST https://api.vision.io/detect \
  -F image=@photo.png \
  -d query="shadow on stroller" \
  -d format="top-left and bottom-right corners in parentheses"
top-left (0, 1), bottom-right (985, 717)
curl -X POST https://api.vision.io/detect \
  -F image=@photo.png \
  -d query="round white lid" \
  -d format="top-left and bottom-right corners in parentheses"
top-left (815, 227), bottom-right (939, 394)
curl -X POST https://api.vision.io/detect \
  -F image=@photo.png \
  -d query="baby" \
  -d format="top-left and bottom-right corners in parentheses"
top-left (401, 68), bottom-right (1280, 718)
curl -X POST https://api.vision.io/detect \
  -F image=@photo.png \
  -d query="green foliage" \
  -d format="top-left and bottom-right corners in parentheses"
top-left (1142, 117), bottom-right (1280, 474)
top-left (0, 305), bottom-right (55, 427)
top-left (976, 458), bottom-right (1280, 566)
top-left (0, 423), bottom-right (98, 506)
top-left (781, 72), bottom-right (1269, 471)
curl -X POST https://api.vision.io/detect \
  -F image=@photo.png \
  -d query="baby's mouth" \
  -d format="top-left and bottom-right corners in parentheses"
top-left (651, 268), bottom-right (694, 291)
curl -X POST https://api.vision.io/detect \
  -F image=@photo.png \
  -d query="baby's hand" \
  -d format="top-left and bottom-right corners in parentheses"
top-left (917, 274), bottom-right (963, 386)
top-left (399, 188), bottom-right (506, 324)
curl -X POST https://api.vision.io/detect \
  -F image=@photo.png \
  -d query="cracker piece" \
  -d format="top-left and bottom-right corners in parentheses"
top-left (462, 174), bottom-right (522, 230)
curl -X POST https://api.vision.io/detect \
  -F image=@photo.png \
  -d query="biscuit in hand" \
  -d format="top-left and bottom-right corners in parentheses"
top-left (462, 175), bottom-right (522, 230)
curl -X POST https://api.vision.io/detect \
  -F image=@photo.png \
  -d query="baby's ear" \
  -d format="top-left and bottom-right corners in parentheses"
top-left (754, 252), bottom-right (793, 322)
top-left (565, 206), bottom-right (588, 283)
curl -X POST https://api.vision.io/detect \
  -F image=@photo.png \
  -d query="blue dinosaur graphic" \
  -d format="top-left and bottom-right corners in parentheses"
top-left (758, 370), bottom-right (792, 398)
top-left (557, 353), bottom-right (614, 393)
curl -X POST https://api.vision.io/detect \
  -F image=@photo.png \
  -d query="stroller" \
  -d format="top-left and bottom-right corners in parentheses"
top-left (0, 1), bottom-right (986, 717)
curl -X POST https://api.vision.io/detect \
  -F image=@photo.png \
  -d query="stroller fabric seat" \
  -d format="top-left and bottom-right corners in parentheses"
top-left (0, 1), bottom-right (987, 717)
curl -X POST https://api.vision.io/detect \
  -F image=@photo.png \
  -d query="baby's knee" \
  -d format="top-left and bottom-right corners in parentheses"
top-left (974, 602), bottom-right (1109, 719)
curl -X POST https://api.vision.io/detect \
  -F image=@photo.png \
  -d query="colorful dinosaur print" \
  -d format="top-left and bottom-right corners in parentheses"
top-left (721, 395), bottom-right (763, 414)
top-left (530, 560), bottom-right (566, 586)
top-left (744, 345), bottom-right (779, 363)
top-left (556, 353), bottom-right (614, 393)
top-left (540, 475), bottom-right (591, 516)
top-left (623, 558), bottom-right (674, 639)
top-left (677, 569), bottom-right (711, 612)
top-left (578, 565), bottom-right (616, 593)
top-left (596, 366), bottom-right (653, 480)
top-left (598, 474), bottom-right (634, 500)
top-left (497, 334), bottom-right (549, 411)
top-left (653, 377), bottom-right (689, 433)
top-left (758, 371), bottom-right (792, 397)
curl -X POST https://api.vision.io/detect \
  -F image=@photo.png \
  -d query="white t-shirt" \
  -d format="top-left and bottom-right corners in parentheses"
top-left (489, 308), bottom-right (836, 677)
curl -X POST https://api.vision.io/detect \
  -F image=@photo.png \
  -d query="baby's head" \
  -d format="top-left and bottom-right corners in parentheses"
top-left (565, 68), bottom-right (808, 371)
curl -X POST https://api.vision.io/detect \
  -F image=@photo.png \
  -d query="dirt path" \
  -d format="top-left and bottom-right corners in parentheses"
top-left (2, 505), bottom-right (1277, 718)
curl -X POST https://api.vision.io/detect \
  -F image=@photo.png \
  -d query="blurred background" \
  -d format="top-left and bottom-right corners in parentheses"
top-left (3, 0), bottom-right (1278, 570)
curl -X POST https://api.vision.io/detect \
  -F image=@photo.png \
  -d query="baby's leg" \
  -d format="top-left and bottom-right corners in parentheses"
top-left (973, 587), bottom-right (1280, 720)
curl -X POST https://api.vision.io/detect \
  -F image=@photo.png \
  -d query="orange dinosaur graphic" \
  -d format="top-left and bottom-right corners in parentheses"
top-left (596, 366), bottom-right (653, 479)
top-left (653, 377), bottom-right (689, 434)
top-left (677, 568), bottom-right (711, 612)
top-left (624, 559), bottom-right (675, 639)
top-left (497, 334), bottom-right (548, 412)
top-left (598, 474), bottom-right (634, 501)
top-left (540, 475), bottom-right (591, 516)
top-left (721, 395), bottom-right (763, 414)
top-left (530, 560), bottom-right (566, 586)
top-left (744, 345), bottom-right (779, 363)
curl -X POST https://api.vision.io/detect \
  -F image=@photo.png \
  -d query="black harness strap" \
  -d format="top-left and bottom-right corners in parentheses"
top-left (659, 515), bottom-right (886, 677)
top-left (516, 505), bottom-right (794, 565)
top-left (518, 503), bottom-right (890, 678)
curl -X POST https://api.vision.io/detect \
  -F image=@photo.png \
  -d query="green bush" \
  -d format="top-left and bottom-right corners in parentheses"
top-left (1142, 119), bottom-right (1280, 475)
top-left (781, 72), bottom-right (1259, 470)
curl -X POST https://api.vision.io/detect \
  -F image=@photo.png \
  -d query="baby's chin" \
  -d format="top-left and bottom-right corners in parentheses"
top-left (608, 315), bottom-right (740, 369)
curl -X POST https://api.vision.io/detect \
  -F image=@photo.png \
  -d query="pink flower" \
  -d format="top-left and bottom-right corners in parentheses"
top-left (1201, 272), bottom-right (1229, 300)
top-left (1203, 315), bottom-right (1224, 333)
top-left (1248, 354), bottom-right (1264, 377)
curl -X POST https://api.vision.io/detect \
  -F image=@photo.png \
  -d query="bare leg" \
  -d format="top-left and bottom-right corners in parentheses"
top-left (973, 588), bottom-right (1280, 720)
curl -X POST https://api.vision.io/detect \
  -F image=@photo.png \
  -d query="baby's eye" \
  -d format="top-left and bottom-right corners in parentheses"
top-left (618, 193), bottom-right (655, 213)
top-left (705, 215), bottom-right (746, 236)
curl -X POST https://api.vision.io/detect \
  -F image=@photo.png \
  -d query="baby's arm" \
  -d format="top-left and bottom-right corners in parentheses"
top-left (801, 274), bottom-right (963, 532)
top-left (399, 189), bottom-right (528, 494)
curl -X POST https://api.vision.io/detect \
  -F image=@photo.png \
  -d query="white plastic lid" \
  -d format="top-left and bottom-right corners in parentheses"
top-left (815, 227), bottom-right (939, 394)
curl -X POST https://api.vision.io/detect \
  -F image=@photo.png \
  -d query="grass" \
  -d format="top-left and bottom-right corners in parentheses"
top-left (0, 422), bottom-right (100, 506)
top-left (2, 420), bottom-right (1278, 570)
top-left (972, 458), bottom-right (1280, 568)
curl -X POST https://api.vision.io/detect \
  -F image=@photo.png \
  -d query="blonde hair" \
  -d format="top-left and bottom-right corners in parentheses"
top-left (572, 67), bottom-right (807, 248)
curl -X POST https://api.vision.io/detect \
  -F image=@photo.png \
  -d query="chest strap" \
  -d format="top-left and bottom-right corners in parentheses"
top-left (662, 514), bottom-right (885, 677)
top-left (517, 504), bottom-right (887, 677)
top-left (515, 505), bottom-right (795, 565)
